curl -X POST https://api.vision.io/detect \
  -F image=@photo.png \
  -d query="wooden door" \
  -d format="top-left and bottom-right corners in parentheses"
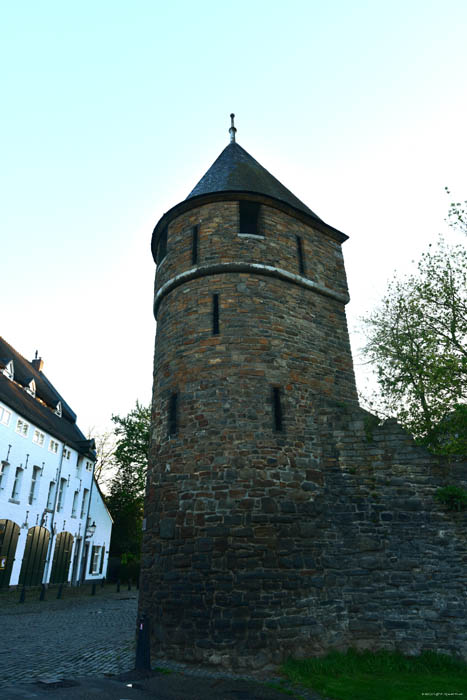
top-left (0, 519), bottom-right (20, 588)
top-left (50, 532), bottom-right (74, 584)
top-left (19, 526), bottom-right (50, 586)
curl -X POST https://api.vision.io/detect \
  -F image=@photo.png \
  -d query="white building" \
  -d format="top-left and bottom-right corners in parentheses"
top-left (0, 337), bottom-right (112, 587)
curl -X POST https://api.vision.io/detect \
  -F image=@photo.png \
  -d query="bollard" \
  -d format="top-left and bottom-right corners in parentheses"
top-left (39, 584), bottom-right (46, 601)
top-left (56, 583), bottom-right (63, 599)
top-left (116, 579), bottom-right (120, 593)
top-left (128, 578), bottom-right (132, 591)
top-left (91, 582), bottom-right (96, 596)
top-left (18, 586), bottom-right (26, 604)
top-left (134, 614), bottom-right (151, 671)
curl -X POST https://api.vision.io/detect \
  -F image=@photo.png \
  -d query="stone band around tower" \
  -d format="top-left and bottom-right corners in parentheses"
top-left (153, 261), bottom-right (350, 318)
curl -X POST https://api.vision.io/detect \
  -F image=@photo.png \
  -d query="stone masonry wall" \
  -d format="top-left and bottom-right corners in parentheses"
top-left (310, 402), bottom-right (467, 660)
top-left (140, 197), bottom-right (467, 671)
top-left (154, 201), bottom-right (350, 301)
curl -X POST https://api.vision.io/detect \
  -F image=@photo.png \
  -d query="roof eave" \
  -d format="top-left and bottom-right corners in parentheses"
top-left (151, 191), bottom-right (348, 262)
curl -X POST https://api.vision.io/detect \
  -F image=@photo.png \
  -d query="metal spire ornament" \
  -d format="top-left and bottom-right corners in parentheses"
top-left (229, 113), bottom-right (237, 143)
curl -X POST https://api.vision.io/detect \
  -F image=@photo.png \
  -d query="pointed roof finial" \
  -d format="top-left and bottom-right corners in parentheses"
top-left (229, 113), bottom-right (237, 143)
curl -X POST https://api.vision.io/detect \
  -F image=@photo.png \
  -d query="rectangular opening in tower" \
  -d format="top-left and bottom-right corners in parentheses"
top-left (239, 201), bottom-right (260, 235)
top-left (168, 393), bottom-right (178, 436)
top-left (157, 226), bottom-right (168, 264)
top-left (296, 235), bottom-right (306, 275)
top-left (212, 294), bottom-right (219, 335)
top-left (192, 225), bottom-right (198, 265)
top-left (272, 387), bottom-right (283, 432)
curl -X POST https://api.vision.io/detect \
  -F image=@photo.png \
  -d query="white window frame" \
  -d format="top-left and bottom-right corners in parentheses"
top-left (32, 429), bottom-right (45, 447)
top-left (46, 481), bottom-right (56, 509)
top-left (80, 488), bottom-right (89, 519)
top-left (71, 490), bottom-right (79, 517)
top-left (0, 405), bottom-right (11, 426)
top-left (16, 419), bottom-right (30, 438)
top-left (90, 546), bottom-right (102, 574)
top-left (56, 477), bottom-right (67, 512)
top-left (28, 465), bottom-right (41, 505)
top-left (64, 448), bottom-right (71, 460)
top-left (49, 439), bottom-right (60, 454)
top-left (0, 462), bottom-right (10, 491)
top-left (85, 460), bottom-right (93, 472)
top-left (54, 401), bottom-right (62, 417)
top-left (10, 466), bottom-right (23, 501)
top-left (26, 379), bottom-right (36, 397)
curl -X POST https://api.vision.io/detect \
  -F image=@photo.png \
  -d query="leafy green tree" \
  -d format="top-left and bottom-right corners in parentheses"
top-left (445, 188), bottom-right (467, 236)
top-left (362, 236), bottom-right (467, 454)
top-left (106, 402), bottom-right (151, 566)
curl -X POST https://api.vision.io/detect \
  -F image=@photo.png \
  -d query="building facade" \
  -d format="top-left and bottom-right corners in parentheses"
top-left (140, 121), bottom-right (466, 670)
top-left (0, 338), bottom-right (112, 588)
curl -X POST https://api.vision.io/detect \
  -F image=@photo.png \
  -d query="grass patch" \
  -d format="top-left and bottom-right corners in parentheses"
top-left (281, 649), bottom-right (467, 700)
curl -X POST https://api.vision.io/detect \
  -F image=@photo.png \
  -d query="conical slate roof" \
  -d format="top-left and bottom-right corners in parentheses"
top-left (186, 142), bottom-right (321, 221)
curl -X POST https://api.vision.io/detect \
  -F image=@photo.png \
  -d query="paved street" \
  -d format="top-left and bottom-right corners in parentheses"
top-left (0, 586), bottom-right (137, 687)
top-left (0, 587), bottom-right (323, 700)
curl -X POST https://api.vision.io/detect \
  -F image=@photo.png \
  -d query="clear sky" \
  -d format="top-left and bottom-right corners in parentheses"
top-left (1, 0), bottom-right (466, 435)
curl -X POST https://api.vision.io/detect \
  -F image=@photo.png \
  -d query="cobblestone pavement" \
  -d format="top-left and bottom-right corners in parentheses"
top-left (0, 588), bottom-right (138, 687)
top-left (0, 588), bottom-right (325, 700)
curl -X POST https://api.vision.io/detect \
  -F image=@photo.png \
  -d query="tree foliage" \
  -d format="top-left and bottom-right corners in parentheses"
top-left (445, 187), bottom-right (467, 236)
top-left (105, 401), bottom-right (151, 560)
top-left (362, 236), bottom-right (467, 454)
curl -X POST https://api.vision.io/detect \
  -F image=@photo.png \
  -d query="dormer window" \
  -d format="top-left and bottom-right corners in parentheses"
top-left (26, 379), bottom-right (36, 397)
top-left (54, 401), bottom-right (62, 417)
top-left (2, 361), bottom-right (14, 380)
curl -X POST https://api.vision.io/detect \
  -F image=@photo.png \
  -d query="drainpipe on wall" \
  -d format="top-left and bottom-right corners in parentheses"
top-left (42, 443), bottom-right (67, 585)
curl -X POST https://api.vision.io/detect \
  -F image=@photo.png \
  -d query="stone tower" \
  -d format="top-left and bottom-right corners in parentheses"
top-left (140, 117), bottom-right (360, 669)
top-left (141, 119), bottom-right (467, 668)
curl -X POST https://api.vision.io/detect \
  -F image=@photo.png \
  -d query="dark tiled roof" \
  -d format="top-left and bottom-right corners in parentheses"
top-left (0, 338), bottom-right (75, 422)
top-left (186, 142), bottom-right (322, 221)
top-left (0, 337), bottom-right (95, 459)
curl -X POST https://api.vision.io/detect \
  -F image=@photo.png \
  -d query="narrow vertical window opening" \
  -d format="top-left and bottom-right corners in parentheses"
top-left (296, 235), bottom-right (306, 275)
top-left (239, 201), bottom-right (260, 235)
top-left (212, 294), bottom-right (219, 335)
top-left (272, 387), bottom-right (283, 432)
top-left (168, 392), bottom-right (178, 436)
top-left (157, 226), bottom-right (168, 264)
top-left (192, 225), bottom-right (199, 265)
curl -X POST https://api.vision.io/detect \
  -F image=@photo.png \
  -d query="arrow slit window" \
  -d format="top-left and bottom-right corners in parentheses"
top-left (212, 294), bottom-right (219, 335)
top-left (168, 393), bottom-right (178, 436)
top-left (272, 387), bottom-right (283, 432)
top-left (192, 225), bottom-right (199, 265)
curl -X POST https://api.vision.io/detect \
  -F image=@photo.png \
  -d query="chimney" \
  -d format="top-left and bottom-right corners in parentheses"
top-left (31, 351), bottom-right (44, 373)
